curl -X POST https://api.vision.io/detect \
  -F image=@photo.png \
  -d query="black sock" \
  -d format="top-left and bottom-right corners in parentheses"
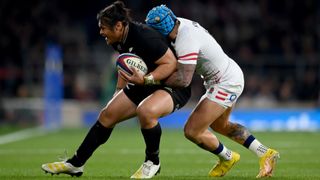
top-left (67, 121), bottom-right (113, 167)
top-left (141, 123), bottom-right (161, 165)
top-left (243, 135), bottom-right (255, 148)
top-left (210, 142), bottom-right (223, 154)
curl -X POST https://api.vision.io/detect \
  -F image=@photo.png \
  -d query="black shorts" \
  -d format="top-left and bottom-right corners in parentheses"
top-left (123, 84), bottom-right (191, 113)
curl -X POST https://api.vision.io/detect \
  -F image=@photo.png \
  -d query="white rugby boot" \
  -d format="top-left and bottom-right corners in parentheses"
top-left (41, 161), bottom-right (84, 177)
top-left (130, 160), bottom-right (161, 179)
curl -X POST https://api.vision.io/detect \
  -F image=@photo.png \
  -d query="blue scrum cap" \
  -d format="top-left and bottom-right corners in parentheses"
top-left (145, 5), bottom-right (177, 36)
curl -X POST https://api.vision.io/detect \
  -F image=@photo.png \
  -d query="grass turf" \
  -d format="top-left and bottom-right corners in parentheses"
top-left (0, 127), bottom-right (319, 180)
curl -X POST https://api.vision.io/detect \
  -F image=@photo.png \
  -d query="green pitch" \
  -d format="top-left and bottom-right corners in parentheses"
top-left (0, 127), bottom-right (319, 180)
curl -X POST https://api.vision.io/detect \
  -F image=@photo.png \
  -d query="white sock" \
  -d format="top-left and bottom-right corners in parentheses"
top-left (248, 139), bottom-right (268, 157)
top-left (218, 145), bottom-right (232, 160)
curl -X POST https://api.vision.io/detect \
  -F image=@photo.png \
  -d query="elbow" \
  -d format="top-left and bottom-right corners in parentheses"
top-left (176, 78), bottom-right (192, 88)
top-left (182, 80), bottom-right (192, 88)
top-left (181, 74), bottom-right (193, 87)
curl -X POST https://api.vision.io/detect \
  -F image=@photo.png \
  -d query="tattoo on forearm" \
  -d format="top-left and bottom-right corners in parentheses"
top-left (165, 69), bottom-right (185, 87)
top-left (227, 122), bottom-right (251, 143)
top-left (165, 64), bottom-right (194, 87)
top-left (164, 71), bottom-right (179, 86)
top-left (176, 65), bottom-right (186, 85)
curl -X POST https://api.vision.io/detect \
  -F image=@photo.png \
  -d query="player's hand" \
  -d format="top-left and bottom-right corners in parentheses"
top-left (119, 68), bottom-right (144, 85)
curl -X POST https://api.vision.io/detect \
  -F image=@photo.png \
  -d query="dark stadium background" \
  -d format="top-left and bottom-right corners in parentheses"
top-left (0, 0), bottom-right (319, 128)
top-left (0, 1), bottom-right (320, 179)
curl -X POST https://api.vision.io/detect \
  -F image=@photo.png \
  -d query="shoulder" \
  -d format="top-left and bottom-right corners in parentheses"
top-left (175, 18), bottom-right (197, 44)
top-left (127, 22), bottom-right (168, 49)
top-left (131, 22), bottom-right (164, 41)
top-left (177, 18), bottom-right (196, 38)
top-left (127, 22), bottom-right (169, 64)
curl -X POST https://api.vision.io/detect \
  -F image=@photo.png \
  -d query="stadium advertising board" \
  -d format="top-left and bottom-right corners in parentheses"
top-left (159, 109), bottom-right (320, 131)
top-left (83, 108), bottom-right (320, 131)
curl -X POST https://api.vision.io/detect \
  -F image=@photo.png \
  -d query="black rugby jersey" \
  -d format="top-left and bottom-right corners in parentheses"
top-left (111, 22), bottom-right (169, 73)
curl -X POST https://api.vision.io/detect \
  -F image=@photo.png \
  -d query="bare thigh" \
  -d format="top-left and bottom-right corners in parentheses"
top-left (185, 98), bottom-right (226, 135)
top-left (98, 90), bottom-right (137, 128)
top-left (137, 90), bottom-right (174, 128)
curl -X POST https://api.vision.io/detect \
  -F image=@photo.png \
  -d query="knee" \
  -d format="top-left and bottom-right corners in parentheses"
top-left (184, 125), bottom-right (198, 142)
top-left (136, 105), bottom-right (156, 120)
top-left (136, 105), bottom-right (158, 127)
top-left (98, 108), bottom-right (116, 127)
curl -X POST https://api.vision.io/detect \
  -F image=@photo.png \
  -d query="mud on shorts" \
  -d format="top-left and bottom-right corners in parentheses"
top-left (123, 84), bottom-right (191, 113)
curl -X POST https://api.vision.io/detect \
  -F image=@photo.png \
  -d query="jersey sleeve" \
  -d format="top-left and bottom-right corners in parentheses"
top-left (175, 28), bottom-right (200, 65)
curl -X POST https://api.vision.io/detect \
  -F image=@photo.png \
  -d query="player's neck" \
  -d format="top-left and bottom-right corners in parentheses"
top-left (121, 24), bottom-right (129, 44)
top-left (169, 22), bottom-right (179, 41)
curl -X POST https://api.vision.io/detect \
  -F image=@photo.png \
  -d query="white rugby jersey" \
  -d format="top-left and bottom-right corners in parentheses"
top-left (172, 18), bottom-right (243, 86)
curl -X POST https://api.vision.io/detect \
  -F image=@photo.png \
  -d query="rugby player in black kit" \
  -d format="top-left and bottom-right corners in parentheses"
top-left (41, 1), bottom-right (191, 179)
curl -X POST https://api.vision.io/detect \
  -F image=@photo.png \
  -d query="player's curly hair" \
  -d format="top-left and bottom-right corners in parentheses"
top-left (97, 1), bottom-right (131, 28)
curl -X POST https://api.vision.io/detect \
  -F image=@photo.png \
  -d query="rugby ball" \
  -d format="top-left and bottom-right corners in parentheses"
top-left (116, 53), bottom-right (148, 76)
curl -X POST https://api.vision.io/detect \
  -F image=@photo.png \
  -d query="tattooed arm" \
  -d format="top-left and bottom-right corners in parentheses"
top-left (163, 63), bottom-right (196, 88)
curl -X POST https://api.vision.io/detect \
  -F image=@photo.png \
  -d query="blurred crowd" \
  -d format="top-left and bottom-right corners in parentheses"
top-left (0, 0), bottom-right (319, 108)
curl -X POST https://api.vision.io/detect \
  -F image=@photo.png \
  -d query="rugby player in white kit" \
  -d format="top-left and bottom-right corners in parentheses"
top-left (145, 5), bottom-right (280, 178)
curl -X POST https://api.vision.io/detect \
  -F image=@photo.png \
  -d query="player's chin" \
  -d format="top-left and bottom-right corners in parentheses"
top-left (105, 38), bottom-right (112, 45)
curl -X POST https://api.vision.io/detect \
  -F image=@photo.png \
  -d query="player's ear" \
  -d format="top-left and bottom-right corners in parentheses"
top-left (114, 21), bottom-right (123, 32)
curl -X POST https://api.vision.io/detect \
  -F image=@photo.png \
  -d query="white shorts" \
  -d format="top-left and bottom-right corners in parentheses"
top-left (201, 83), bottom-right (243, 108)
top-left (201, 60), bottom-right (244, 108)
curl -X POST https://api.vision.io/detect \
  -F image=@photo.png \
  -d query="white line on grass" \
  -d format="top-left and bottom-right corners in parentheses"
top-left (0, 126), bottom-right (48, 145)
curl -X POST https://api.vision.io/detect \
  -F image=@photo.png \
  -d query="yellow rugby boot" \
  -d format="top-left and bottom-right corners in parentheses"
top-left (256, 149), bottom-right (280, 178)
top-left (208, 151), bottom-right (240, 177)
